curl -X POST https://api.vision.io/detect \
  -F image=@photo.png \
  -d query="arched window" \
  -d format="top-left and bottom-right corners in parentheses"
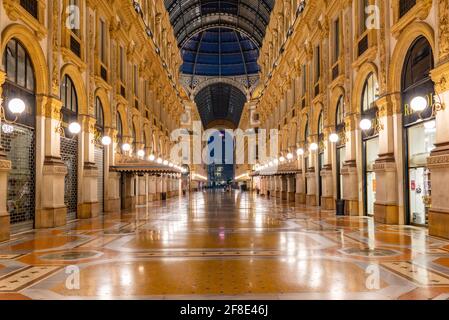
top-left (132, 122), bottom-right (137, 152)
top-left (2, 39), bottom-right (36, 126)
top-left (361, 73), bottom-right (379, 112)
top-left (3, 39), bottom-right (35, 92)
top-left (95, 97), bottom-right (104, 130)
top-left (336, 96), bottom-right (344, 127)
top-left (318, 112), bottom-right (324, 137)
top-left (61, 75), bottom-right (78, 114)
top-left (117, 112), bottom-right (123, 149)
top-left (304, 118), bottom-right (309, 139)
top-left (402, 36), bottom-right (434, 124)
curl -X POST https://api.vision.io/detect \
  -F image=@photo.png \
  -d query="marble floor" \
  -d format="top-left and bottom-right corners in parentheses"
top-left (1, 191), bottom-right (449, 300)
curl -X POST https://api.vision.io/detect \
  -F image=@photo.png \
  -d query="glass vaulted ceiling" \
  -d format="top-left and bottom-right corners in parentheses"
top-left (181, 27), bottom-right (259, 77)
top-left (164, 0), bottom-right (274, 128)
top-left (164, 0), bottom-right (274, 48)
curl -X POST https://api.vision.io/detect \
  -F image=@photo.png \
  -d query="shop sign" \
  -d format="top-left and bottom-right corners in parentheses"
top-left (403, 89), bottom-right (435, 126)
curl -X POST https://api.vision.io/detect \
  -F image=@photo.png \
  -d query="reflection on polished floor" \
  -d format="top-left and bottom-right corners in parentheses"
top-left (1, 191), bottom-right (449, 300)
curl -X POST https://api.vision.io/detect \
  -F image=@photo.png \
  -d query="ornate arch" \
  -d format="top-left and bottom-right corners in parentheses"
top-left (1, 24), bottom-right (49, 96)
top-left (351, 62), bottom-right (379, 114)
top-left (60, 64), bottom-right (88, 115)
top-left (389, 22), bottom-right (435, 93)
top-left (94, 87), bottom-right (112, 128)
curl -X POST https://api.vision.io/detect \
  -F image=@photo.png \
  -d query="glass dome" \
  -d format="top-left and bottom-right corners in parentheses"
top-left (181, 27), bottom-right (260, 77)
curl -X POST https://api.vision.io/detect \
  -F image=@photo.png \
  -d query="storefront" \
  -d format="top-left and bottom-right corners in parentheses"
top-left (60, 75), bottom-right (79, 221)
top-left (303, 118), bottom-right (309, 197)
top-left (401, 36), bottom-right (435, 226)
top-left (1, 39), bottom-right (36, 231)
top-left (335, 96), bottom-right (346, 202)
top-left (318, 112), bottom-right (324, 206)
top-left (360, 73), bottom-right (380, 216)
top-left (94, 97), bottom-right (105, 214)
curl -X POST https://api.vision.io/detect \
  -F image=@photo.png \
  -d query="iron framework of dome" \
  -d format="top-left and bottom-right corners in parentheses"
top-left (164, 0), bottom-right (275, 128)
top-left (181, 27), bottom-right (259, 78)
top-left (164, 0), bottom-right (275, 48)
top-left (195, 83), bottom-right (247, 128)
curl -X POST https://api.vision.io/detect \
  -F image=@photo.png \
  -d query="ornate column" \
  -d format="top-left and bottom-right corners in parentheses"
top-left (321, 128), bottom-right (335, 210)
top-left (341, 114), bottom-right (359, 215)
top-left (162, 175), bottom-right (168, 200)
top-left (148, 175), bottom-right (156, 202)
top-left (104, 128), bottom-right (120, 212)
top-left (155, 175), bottom-right (162, 200)
top-left (275, 176), bottom-right (282, 198)
top-left (260, 177), bottom-right (266, 196)
top-left (137, 173), bottom-right (147, 205)
top-left (287, 175), bottom-right (296, 202)
top-left (306, 137), bottom-right (317, 207)
top-left (295, 153), bottom-right (306, 204)
top-left (36, 97), bottom-right (68, 228)
top-left (281, 175), bottom-right (288, 200)
top-left (373, 94), bottom-right (400, 224)
top-left (79, 115), bottom-right (99, 219)
top-left (0, 70), bottom-right (12, 241)
top-left (428, 62), bottom-right (449, 239)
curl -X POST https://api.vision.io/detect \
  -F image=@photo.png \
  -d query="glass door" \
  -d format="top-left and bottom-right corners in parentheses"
top-left (406, 121), bottom-right (435, 225)
top-left (364, 137), bottom-right (379, 216)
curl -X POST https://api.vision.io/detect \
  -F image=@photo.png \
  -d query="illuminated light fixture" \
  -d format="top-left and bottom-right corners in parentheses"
top-left (163, 160), bottom-right (169, 166)
top-left (156, 157), bottom-right (163, 164)
top-left (101, 136), bottom-right (112, 146)
top-left (360, 118), bottom-right (372, 131)
top-left (410, 96), bottom-right (428, 112)
top-left (137, 149), bottom-right (145, 158)
top-left (329, 133), bottom-right (339, 143)
top-left (8, 98), bottom-right (26, 115)
top-left (2, 124), bottom-right (14, 134)
top-left (68, 122), bottom-right (81, 134)
top-left (148, 154), bottom-right (155, 161)
top-left (269, 161), bottom-right (274, 167)
top-left (296, 148), bottom-right (304, 156)
top-left (286, 153), bottom-right (294, 160)
top-left (279, 156), bottom-right (286, 162)
top-left (169, 162), bottom-right (174, 167)
top-left (424, 120), bottom-right (436, 130)
top-left (122, 143), bottom-right (131, 152)
top-left (274, 159), bottom-right (279, 165)
top-left (309, 143), bottom-right (318, 151)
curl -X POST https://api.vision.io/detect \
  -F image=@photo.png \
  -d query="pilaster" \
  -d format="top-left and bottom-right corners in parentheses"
top-left (428, 62), bottom-right (449, 239)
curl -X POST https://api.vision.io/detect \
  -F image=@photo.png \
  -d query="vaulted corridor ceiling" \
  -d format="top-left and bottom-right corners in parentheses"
top-left (164, 0), bottom-right (275, 128)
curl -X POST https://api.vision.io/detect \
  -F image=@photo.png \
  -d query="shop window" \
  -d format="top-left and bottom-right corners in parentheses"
top-left (336, 96), bottom-right (344, 127)
top-left (117, 113), bottom-right (123, 153)
top-left (61, 75), bottom-right (78, 114)
top-left (3, 39), bottom-right (35, 92)
top-left (362, 73), bottom-right (379, 112)
top-left (95, 97), bottom-right (104, 132)
top-left (2, 39), bottom-right (36, 126)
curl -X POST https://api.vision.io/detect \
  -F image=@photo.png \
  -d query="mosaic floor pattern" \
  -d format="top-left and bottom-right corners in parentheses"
top-left (0, 191), bottom-right (449, 300)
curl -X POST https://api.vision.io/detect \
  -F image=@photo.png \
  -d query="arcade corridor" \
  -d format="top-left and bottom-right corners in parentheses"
top-left (0, 191), bottom-right (448, 300)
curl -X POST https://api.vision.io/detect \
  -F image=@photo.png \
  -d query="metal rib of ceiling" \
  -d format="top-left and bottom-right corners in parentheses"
top-left (164, 0), bottom-right (275, 48)
top-left (164, 0), bottom-right (274, 129)
top-left (194, 83), bottom-right (247, 128)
